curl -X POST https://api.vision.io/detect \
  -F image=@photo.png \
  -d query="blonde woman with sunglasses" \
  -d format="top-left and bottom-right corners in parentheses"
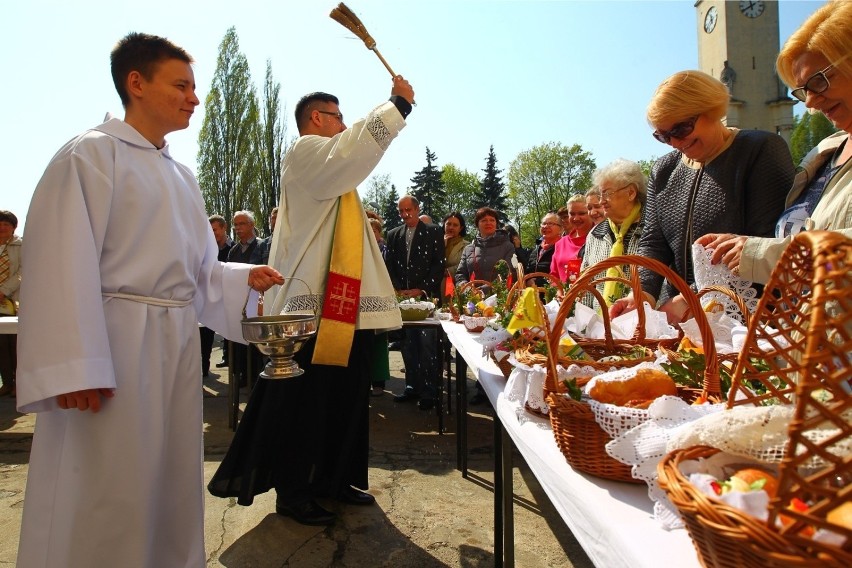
top-left (611, 70), bottom-right (795, 323)
top-left (698, 0), bottom-right (852, 284)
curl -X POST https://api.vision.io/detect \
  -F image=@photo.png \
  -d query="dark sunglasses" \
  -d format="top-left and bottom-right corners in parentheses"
top-left (790, 65), bottom-right (833, 102)
top-left (652, 116), bottom-right (699, 144)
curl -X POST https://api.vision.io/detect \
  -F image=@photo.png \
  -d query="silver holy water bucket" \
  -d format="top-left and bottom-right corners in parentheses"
top-left (240, 278), bottom-right (317, 379)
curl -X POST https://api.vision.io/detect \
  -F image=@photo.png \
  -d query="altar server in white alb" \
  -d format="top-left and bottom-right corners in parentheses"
top-left (209, 81), bottom-right (414, 526)
top-left (15, 32), bottom-right (283, 568)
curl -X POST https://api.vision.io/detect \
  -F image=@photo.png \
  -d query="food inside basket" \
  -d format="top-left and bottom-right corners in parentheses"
top-left (684, 455), bottom-right (851, 546)
top-left (588, 368), bottom-right (678, 408)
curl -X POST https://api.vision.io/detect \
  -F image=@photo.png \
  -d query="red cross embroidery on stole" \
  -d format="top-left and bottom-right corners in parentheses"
top-left (321, 272), bottom-right (360, 324)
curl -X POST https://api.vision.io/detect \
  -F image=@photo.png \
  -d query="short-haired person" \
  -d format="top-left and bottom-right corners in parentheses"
top-left (585, 187), bottom-right (606, 225)
top-left (455, 207), bottom-right (515, 285)
top-left (0, 210), bottom-right (21, 398)
top-left (611, 70), bottom-right (795, 323)
top-left (200, 214), bottom-right (235, 377)
top-left (16, 33), bottom-right (283, 567)
top-left (454, 207), bottom-right (514, 406)
top-left (579, 159), bottom-right (647, 306)
top-left (551, 195), bottom-right (594, 282)
top-left (228, 210), bottom-right (266, 388)
top-left (697, 0), bottom-right (852, 281)
top-left (386, 195), bottom-right (445, 410)
top-left (209, 77), bottom-right (415, 526)
top-left (526, 212), bottom-right (562, 278)
top-left (501, 224), bottom-right (529, 267)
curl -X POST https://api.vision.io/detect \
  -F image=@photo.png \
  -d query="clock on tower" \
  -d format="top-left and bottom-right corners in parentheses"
top-left (695, 1), bottom-right (795, 142)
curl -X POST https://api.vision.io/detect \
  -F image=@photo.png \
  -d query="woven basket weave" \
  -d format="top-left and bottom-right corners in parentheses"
top-left (657, 231), bottom-right (852, 568)
top-left (545, 254), bottom-right (721, 483)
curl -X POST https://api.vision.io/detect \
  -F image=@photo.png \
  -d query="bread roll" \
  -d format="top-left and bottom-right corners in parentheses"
top-left (589, 368), bottom-right (677, 407)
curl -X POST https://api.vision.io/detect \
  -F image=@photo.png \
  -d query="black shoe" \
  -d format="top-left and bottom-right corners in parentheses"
top-left (337, 487), bottom-right (376, 506)
top-left (276, 499), bottom-right (336, 526)
top-left (469, 392), bottom-right (488, 406)
top-left (215, 360), bottom-right (228, 368)
top-left (388, 341), bottom-right (402, 351)
top-left (393, 389), bottom-right (419, 403)
top-left (418, 398), bottom-right (435, 411)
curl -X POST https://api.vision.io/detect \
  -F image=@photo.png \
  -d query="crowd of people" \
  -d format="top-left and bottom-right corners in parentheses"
top-left (2, 1), bottom-right (850, 565)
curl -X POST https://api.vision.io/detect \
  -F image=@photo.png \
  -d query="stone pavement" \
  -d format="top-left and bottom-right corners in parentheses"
top-left (0, 343), bottom-right (594, 567)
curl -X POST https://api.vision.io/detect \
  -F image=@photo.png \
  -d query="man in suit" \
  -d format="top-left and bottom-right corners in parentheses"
top-left (201, 214), bottom-right (234, 377)
top-left (228, 210), bottom-right (264, 387)
top-left (385, 195), bottom-right (444, 410)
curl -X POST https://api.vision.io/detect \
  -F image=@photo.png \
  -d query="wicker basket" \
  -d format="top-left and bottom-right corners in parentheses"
top-left (545, 255), bottom-right (721, 482)
top-left (657, 231), bottom-right (852, 568)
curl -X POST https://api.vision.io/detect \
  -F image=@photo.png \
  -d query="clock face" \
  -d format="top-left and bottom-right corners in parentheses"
top-left (739, 0), bottom-right (765, 18)
top-left (704, 6), bottom-right (718, 33)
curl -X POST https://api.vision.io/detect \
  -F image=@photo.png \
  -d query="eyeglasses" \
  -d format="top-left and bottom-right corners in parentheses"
top-left (317, 110), bottom-right (344, 122)
top-left (790, 65), bottom-right (833, 102)
top-left (540, 222), bottom-right (561, 228)
top-left (652, 115), bottom-right (699, 144)
top-left (600, 184), bottom-right (632, 201)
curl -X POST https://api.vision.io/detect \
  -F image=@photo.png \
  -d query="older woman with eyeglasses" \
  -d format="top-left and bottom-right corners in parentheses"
top-left (578, 159), bottom-right (646, 306)
top-left (610, 69), bottom-right (795, 323)
top-left (697, 0), bottom-right (852, 283)
top-left (526, 212), bottom-right (562, 276)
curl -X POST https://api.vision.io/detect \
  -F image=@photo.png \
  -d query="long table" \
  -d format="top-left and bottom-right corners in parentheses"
top-left (441, 321), bottom-right (700, 568)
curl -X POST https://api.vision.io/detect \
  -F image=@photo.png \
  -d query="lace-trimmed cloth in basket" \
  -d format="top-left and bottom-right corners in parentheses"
top-left (692, 243), bottom-right (758, 323)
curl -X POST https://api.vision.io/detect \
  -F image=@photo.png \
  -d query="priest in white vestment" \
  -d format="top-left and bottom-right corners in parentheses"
top-left (15, 33), bottom-right (283, 568)
top-left (209, 78), bottom-right (415, 526)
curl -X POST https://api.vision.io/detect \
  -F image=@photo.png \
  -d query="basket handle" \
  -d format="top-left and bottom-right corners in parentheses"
top-left (546, 255), bottom-right (720, 398)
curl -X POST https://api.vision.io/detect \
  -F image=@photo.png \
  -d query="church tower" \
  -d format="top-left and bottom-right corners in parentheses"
top-left (696, 0), bottom-right (796, 142)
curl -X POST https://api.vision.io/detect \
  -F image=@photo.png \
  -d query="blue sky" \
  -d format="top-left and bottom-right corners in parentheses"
top-left (1, 0), bottom-right (824, 233)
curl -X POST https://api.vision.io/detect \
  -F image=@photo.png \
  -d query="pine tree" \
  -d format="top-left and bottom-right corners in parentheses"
top-left (473, 145), bottom-right (508, 223)
top-left (409, 147), bottom-right (446, 218)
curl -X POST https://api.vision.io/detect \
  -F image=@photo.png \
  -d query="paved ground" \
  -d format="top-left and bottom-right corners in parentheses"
top-left (0, 342), bottom-right (594, 567)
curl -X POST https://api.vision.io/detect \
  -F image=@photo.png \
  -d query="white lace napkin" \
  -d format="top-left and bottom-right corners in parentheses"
top-left (605, 396), bottom-right (725, 529)
top-left (692, 243), bottom-right (758, 322)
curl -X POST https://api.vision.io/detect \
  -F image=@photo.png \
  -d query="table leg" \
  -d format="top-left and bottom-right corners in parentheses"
top-left (502, 420), bottom-right (515, 567)
top-left (494, 410), bottom-right (504, 567)
top-left (444, 338), bottom-right (452, 415)
top-left (436, 327), bottom-right (444, 435)
top-left (456, 350), bottom-right (468, 476)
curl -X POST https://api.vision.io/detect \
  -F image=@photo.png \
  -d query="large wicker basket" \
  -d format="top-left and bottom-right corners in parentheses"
top-left (657, 231), bottom-right (852, 568)
top-left (545, 255), bottom-right (721, 483)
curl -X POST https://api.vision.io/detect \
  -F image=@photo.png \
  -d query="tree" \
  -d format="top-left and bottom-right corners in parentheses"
top-left (409, 147), bottom-right (446, 218)
top-left (440, 164), bottom-right (480, 223)
top-left (197, 27), bottom-right (260, 228)
top-left (637, 157), bottom-right (657, 181)
top-left (789, 112), bottom-right (837, 166)
top-left (253, 60), bottom-right (288, 236)
top-left (381, 184), bottom-right (402, 233)
top-left (362, 173), bottom-right (391, 213)
top-left (507, 141), bottom-right (596, 244)
top-left (473, 146), bottom-right (508, 223)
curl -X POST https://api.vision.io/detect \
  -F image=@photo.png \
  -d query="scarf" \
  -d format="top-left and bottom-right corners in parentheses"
top-left (603, 203), bottom-right (642, 306)
top-left (312, 191), bottom-right (363, 366)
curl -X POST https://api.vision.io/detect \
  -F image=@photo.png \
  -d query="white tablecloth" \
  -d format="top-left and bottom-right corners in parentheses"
top-left (441, 321), bottom-right (700, 568)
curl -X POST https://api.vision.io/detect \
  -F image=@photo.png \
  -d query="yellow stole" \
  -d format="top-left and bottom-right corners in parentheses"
top-left (312, 191), bottom-right (363, 366)
top-left (603, 203), bottom-right (642, 306)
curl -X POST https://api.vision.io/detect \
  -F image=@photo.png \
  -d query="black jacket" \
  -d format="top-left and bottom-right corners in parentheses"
top-left (384, 221), bottom-right (445, 300)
